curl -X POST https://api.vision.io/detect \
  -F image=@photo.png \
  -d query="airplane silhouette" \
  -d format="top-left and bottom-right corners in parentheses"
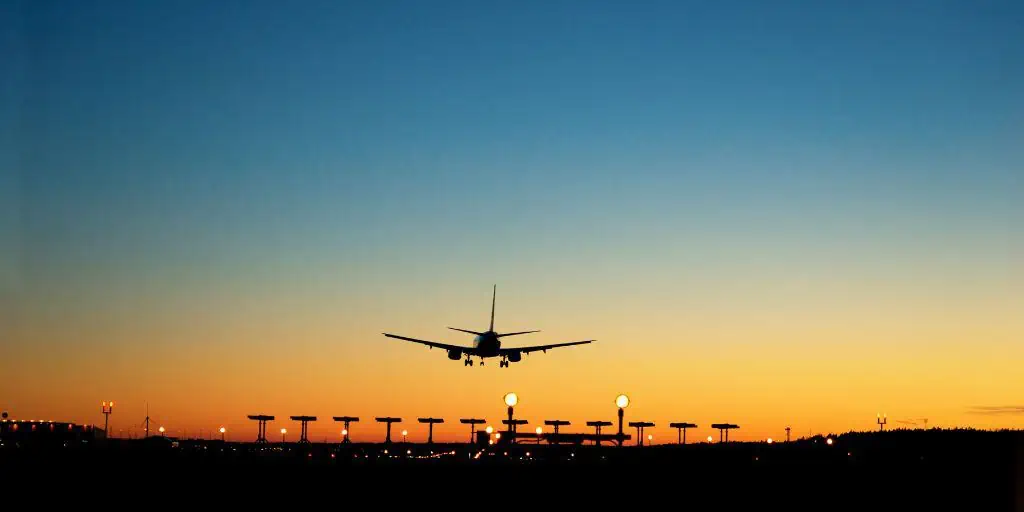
top-left (383, 285), bottom-right (593, 367)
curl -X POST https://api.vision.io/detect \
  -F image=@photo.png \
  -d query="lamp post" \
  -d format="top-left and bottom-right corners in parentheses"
top-left (616, 394), bottom-right (629, 446)
top-left (219, 427), bottom-right (226, 442)
top-left (158, 426), bottom-right (165, 437)
top-left (101, 401), bottom-right (114, 436)
top-left (281, 428), bottom-right (287, 443)
top-left (402, 429), bottom-right (408, 443)
top-left (504, 392), bottom-right (518, 432)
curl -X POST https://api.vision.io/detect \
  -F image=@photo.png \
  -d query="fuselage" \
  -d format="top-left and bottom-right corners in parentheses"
top-left (472, 331), bottom-right (501, 357)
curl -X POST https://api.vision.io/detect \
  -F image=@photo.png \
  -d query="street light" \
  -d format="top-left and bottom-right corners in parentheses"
top-left (101, 401), bottom-right (115, 436)
top-left (647, 434), bottom-right (653, 444)
top-left (707, 436), bottom-right (713, 443)
top-left (158, 426), bottom-right (165, 437)
top-left (504, 392), bottom-right (520, 441)
top-left (767, 438), bottom-right (773, 444)
top-left (485, 425), bottom-right (494, 435)
top-left (615, 394), bottom-right (629, 445)
top-left (219, 427), bottom-right (226, 442)
top-left (402, 429), bottom-right (408, 443)
top-left (281, 428), bottom-right (287, 443)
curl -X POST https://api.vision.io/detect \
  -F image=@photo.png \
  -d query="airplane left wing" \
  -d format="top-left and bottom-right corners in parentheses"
top-left (383, 333), bottom-right (473, 354)
top-left (499, 340), bottom-right (594, 355)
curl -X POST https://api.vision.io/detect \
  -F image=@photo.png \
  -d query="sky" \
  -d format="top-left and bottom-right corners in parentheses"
top-left (2, 0), bottom-right (1022, 443)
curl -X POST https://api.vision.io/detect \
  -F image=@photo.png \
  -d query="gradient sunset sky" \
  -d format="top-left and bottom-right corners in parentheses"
top-left (3, 0), bottom-right (1023, 443)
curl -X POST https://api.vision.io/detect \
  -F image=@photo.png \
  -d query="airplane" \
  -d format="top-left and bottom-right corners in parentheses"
top-left (383, 285), bottom-right (594, 367)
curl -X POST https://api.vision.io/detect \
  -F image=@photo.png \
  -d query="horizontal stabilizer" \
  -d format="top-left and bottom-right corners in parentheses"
top-left (448, 327), bottom-right (484, 336)
top-left (496, 330), bottom-right (540, 338)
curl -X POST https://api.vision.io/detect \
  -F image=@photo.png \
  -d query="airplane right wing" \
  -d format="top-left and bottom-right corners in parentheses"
top-left (383, 333), bottom-right (475, 354)
top-left (499, 340), bottom-right (594, 355)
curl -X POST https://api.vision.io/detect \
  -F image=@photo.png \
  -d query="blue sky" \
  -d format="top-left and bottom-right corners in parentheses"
top-left (8, 0), bottom-right (1023, 320)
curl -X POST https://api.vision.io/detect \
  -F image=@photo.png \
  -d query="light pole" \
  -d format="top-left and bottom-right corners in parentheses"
top-left (219, 427), bottom-right (226, 442)
top-left (101, 401), bottom-right (114, 437)
top-left (503, 392), bottom-right (521, 443)
top-left (158, 426), bottom-right (165, 437)
top-left (504, 392), bottom-right (518, 433)
top-left (281, 428), bottom-right (287, 443)
top-left (786, 426), bottom-right (791, 442)
top-left (877, 413), bottom-right (887, 431)
top-left (402, 429), bottom-right (408, 443)
top-left (616, 394), bottom-right (629, 446)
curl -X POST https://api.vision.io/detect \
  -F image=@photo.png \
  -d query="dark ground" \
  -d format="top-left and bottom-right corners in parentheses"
top-left (3, 429), bottom-right (1022, 510)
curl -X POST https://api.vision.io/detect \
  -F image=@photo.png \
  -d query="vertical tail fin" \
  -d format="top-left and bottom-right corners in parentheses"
top-left (489, 284), bottom-right (496, 332)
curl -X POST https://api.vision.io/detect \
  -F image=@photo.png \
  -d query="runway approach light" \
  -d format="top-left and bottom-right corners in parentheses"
top-left (707, 436), bottom-right (714, 443)
top-left (536, 427), bottom-right (543, 435)
top-left (342, 429), bottom-right (348, 436)
top-left (767, 438), bottom-right (773, 444)
top-left (485, 426), bottom-right (494, 434)
top-left (826, 438), bottom-right (834, 445)
top-left (219, 427), bottom-right (226, 434)
top-left (616, 395), bottom-right (630, 409)
top-left (158, 427), bottom-right (165, 434)
top-left (504, 393), bottom-right (519, 407)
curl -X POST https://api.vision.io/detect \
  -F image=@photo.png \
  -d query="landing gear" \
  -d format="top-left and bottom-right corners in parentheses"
top-left (464, 358), bottom-right (474, 367)
top-left (499, 358), bottom-right (509, 368)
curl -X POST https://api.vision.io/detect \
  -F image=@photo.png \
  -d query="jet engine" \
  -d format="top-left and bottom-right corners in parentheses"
top-left (448, 349), bottom-right (462, 360)
top-left (507, 352), bottom-right (522, 363)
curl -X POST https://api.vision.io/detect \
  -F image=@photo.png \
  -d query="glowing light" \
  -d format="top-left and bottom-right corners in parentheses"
top-left (707, 436), bottom-right (713, 443)
top-left (826, 438), bottom-right (834, 445)
top-left (504, 392), bottom-right (519, 407)
top-left (535, 427), bottom-right (543, 435)
top-left (767, 438), bottom-right (773, 444)
top-left (494, 433), bottom-right (501, 440)
top-left (406, 449), bottom-right (411, 455)
top-left (526, 452), bottom-right (531, 457)
top-left (341, 429), bottom-right (348, 436)
top-left (485, 426), bottom-right (494, 434)
top-left (488, 440), bottom-right (494, 445)
top-left (219, 427), bottom-right (226, 434)
top-left (616, 394), bottom-right (629, 409)
top-left (158, 427), bottom-right (165, 433)
top-left (281, 428), bottom-right (287, 434)
top-left (647, 434), bottom-right (653, 441)
top-left (402, 430), bottom-right (408, 436)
